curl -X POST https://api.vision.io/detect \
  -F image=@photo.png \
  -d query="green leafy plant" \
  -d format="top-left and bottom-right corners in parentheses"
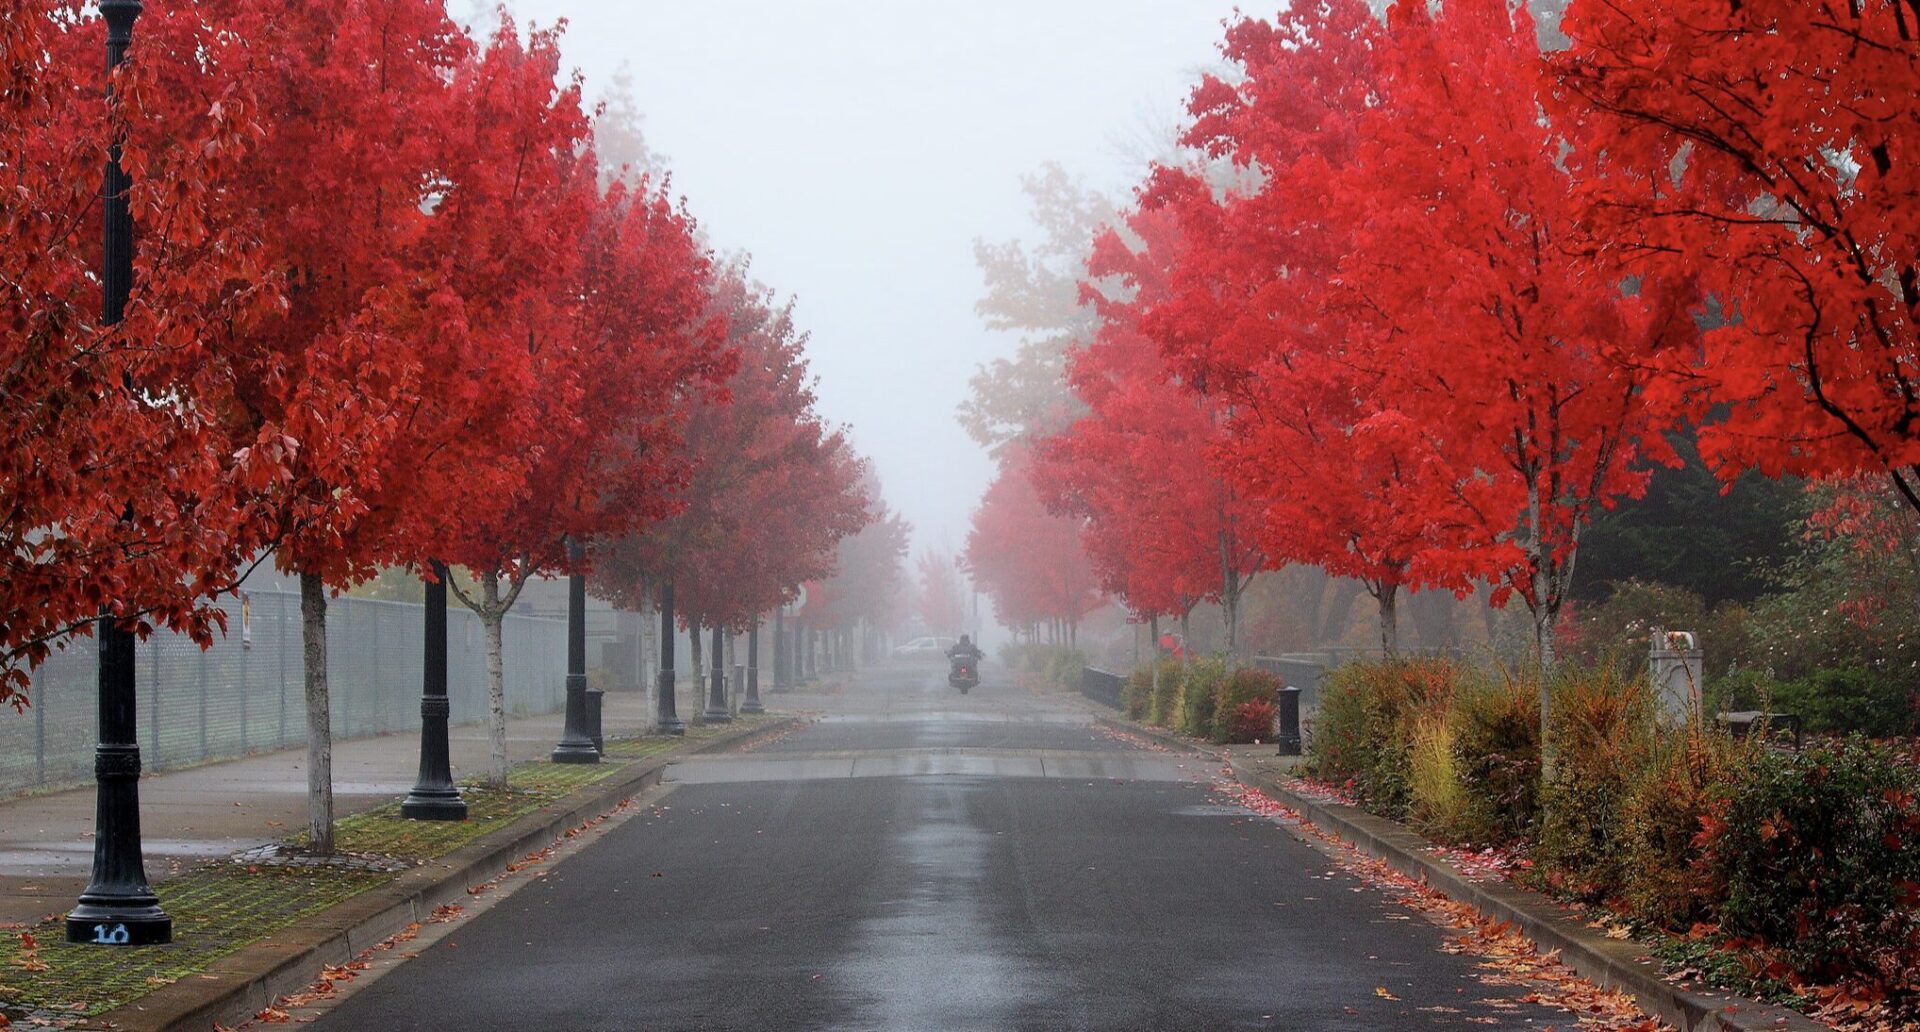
top-left (1210, 667), bottom-right (1281, 743)
top-left (1535, 666), bottom-right (1658, 903)
top-left (1713, 739), bottom-right (1920, 1001)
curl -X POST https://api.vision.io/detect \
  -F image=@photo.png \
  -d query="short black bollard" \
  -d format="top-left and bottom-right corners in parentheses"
top-left (586, 688), bottom-right (604, 754)
top-left (1275, 686), bottom-right (1303, 757)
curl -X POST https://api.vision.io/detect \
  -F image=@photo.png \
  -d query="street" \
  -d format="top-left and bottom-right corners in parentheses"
top-left (290, 665), bottom-right (1585, 1031)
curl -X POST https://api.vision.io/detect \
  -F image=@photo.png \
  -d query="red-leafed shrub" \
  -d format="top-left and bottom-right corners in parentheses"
top-left (1226, 699), bottom-right (1278, 745)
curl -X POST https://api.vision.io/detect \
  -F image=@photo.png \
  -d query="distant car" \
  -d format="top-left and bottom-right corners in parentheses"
top-left (892, 636), bottom-right (958, 660)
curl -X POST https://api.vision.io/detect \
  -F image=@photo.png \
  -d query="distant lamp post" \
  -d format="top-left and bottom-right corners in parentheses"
top-left (771, 605), bottom-right (787, 692)
top-left (703, 624), bottom-right (732, 723)
top-left (68, 0), bottom-right (170, 948)
top-left (655, 581), bottom-right (685, 735)
top-left (741, 617), bottom-right (765, 714)
top-left (551, 540), bottom-right (600, 763)
top-left (402, 562), bottom-right (467, 819)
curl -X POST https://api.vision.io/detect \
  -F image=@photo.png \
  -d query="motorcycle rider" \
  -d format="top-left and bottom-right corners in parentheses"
top-left (947, 634), bottom-right (983, 663)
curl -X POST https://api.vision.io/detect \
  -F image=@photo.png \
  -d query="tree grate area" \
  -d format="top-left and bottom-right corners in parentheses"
top-left (0, 725), bottom-right (742, 1022)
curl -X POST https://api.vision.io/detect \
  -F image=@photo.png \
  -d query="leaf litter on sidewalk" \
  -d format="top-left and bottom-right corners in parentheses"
top-left (1211, 774), bottom-right (1670, 1031)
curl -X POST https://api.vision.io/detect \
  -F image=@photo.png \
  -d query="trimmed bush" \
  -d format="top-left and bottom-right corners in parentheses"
top-left (1617, 727), bottom-right (1748, 928)
top-left (1535, 666), bottom-right (1658, 903)
top-left (1123, 667), bottom-right (1153, 720)
top-left (1408, 711), bottom-right (1469, 839)
top-left (1149, 659), bottom-right (1183, 727)
top-left (1178, 658), bottom-right (1230, 739)
top-left (1225, 699), bottom-right (1277, 744)
top-left (1713, 739), bottom-right (1920, 993)
top-left (1449, 672), bottom-right (1542, 846)
top-left (1307, 657), bottom-right (1464, 820)
top-left (1210, 667), bottom-right (1281, 743)
top-left (1041, 647), bottom-right (1086, 692)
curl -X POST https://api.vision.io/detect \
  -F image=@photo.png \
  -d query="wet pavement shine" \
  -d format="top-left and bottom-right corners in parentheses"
top-left (300, 663), bottom-right (1572, 1031)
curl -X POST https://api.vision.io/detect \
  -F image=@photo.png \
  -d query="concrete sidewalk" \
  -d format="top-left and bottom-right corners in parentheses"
top-left (0, 687), bottom-right (683, 928)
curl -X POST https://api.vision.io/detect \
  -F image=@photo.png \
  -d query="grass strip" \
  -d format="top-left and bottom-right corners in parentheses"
top-left (0, 722), bottom-right (748, 1020)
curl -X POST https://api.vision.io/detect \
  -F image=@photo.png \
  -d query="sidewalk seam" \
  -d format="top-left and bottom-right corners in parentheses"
top-left (87, 717), bottom-right (803, 1032)
top-left (1093, 716), bottom-right (1829, 1032)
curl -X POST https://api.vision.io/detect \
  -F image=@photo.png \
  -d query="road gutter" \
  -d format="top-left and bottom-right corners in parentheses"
top-left (86, 717), bottom-right (804, 1032)
top-left (1093, 715), bottom-right (1829, 1032)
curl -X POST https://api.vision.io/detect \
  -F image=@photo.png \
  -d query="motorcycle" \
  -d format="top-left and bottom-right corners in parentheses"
top-left (947, 653), bottom-right (980, 694)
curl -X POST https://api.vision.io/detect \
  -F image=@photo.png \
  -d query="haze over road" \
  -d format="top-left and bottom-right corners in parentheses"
top-left (302, 667), bottom-right (1573, 1030)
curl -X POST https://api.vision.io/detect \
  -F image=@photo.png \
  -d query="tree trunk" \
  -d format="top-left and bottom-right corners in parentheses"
top-left (1219, 528), bottom-right (1240, 658)
top-left (1149, 614), bottom-right (1161, 697)
top-left (481, 572), bottom-right (509, 788)
top-left (1377, 582), bottom-right (1400, 657)
top-left (725, 630), bottom-right (739, 714)
top-left (299, 570), bottom-right (334, 855)
top-left (1525, 475), bottom-right (1556, 777)
top-left (641, 582), bottom-right (658, 724)
top-left (1180, 609), bottom-right (1193, 669)
top-left (689, 624), bottom-right (704, 717)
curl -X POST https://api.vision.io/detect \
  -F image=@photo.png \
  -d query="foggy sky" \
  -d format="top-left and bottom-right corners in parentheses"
top-left (501, 0), bottom-right (1240, 557)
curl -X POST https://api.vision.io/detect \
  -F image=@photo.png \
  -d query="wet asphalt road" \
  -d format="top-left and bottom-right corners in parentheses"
top-left (305, 665), bottom-right (1570, 1031)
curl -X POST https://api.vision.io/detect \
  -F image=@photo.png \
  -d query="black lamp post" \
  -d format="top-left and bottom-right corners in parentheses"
top-left (741, 618), bottom-right (764, 714)
top-left (655, 581), bottom-right (685, 735)
top-left (402, 563), bottom-right (467, 819)
top-left (551, 541), bottom-right (599, 763)
top-left (703, 624), bottom-right (732, 723)
top-left (68, 0), bottom-right (169, 947)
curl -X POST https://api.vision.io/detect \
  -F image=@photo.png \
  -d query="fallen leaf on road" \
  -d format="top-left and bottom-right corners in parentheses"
top-left (1376, 987), bottom-right (1401, 1001)
top-left (254, 1007), bottom-right (291, 1023)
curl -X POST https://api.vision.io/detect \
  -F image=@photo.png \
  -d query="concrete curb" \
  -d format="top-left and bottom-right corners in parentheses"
top-left (1094, 717), bottom-right (1828, 1032)
top-left (90, 717), bottom-right (805, 1032)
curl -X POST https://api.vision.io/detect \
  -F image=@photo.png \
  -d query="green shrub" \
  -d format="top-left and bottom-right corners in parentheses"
top-left (1790, 666), bottom-right (1918, 737)
top-left (1713, 739), bottom-right (1920, 993)
top-left (1536, 666), bottom-right (1659, 904)
top-left (1123, 667), bottom-right (1153, 720)
top-left (1408, 711), bottom-right (1470, 839)
top-left (1040, 648), bottom-right (1086, 692)
top-left (1210, 667), bottom-right (1281, 743)
top-left (1449, 671), bottom-right (1542, 846)
top-left (1307, 657), bottom-right (1464, 821)
top-left (1617, 727), bottom-right (1749, 929)
top-left (1149, 659), bottom-right (1184, 727)
top-left (1704, 668), bottom-right (1785, 716)
top-left (1178, 658), bottom-right (1230, 739)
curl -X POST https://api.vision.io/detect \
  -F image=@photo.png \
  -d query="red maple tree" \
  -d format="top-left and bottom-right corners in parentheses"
top-left (594, 265), bottom-right (869, 687)
top-left (0, 2), bottom-right (283, 708)
top-left (1554, 0), bottom-right (1920, 508)
top-left (1037, 203), bottom-right (1264, 650)
top-left (965, 447), bottom-right (1106, 645)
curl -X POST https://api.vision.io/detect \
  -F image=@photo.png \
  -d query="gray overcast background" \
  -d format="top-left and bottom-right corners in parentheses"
top-left (501, 0), bottom-right (1240, 556)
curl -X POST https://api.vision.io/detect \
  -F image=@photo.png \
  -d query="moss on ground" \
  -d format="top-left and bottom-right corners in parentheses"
top-left (0, 720), bottom-right (758, 1020)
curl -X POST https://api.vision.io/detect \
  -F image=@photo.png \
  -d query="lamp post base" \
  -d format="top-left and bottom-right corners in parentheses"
top-left (551, 739), bottom-right (602, 764)
top-left (66, 900), bottom-right (170, 946)
top-left (400, 788), bottom-right (469, 821)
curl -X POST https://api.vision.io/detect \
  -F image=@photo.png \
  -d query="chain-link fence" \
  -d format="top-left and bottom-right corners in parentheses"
top-left (1, 590), bottom-right (567, 797)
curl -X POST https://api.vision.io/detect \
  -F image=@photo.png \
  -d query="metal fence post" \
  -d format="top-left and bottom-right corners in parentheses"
top-left (197, 642), bottom-right (209, 760)
top-left (147, 641), bottom-right (160, 768)
top-left (277, 594), bottom-right (288, 748)
top-left (34, 677), bottom-right (45, 785)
